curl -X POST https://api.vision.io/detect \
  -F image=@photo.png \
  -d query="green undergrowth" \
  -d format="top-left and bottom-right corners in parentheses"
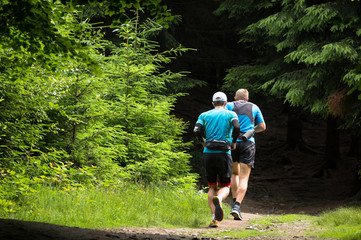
top-left (0, 182), bottom-right (214, 229)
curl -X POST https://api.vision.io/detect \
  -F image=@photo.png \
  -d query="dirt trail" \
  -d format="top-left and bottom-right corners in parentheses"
top-left (0, 210), bottom-right (319, 240)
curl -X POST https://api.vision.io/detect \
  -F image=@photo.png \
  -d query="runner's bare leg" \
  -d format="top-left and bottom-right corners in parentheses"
top-left (208, 185), bottom-right (230, 214)
top-left (232, 162), bottom-right (251, 204)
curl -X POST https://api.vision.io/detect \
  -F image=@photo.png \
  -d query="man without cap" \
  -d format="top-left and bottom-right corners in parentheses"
top-left (226, 88), bottom-right (266, 221)
top-left (194, 91), bottom-right (240, 227)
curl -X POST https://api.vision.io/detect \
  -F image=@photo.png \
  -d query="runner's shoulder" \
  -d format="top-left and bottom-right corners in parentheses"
top-left (224, 108), bottom-right (238, 119)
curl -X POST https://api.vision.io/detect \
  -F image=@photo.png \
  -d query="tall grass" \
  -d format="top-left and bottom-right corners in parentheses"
top-left (1, 183), bottom-right (214, 229)
top-left (315, 206), bottom-right (361, 240)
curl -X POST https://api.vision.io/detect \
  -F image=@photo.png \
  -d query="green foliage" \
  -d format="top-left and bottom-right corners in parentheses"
top-left (0, 167), bottom-right (35, 213)
top-left (0, 1), bottom-right (196, 212)
top-left (216, 0), bottom-right (361, 130)
top-left (0, 0), bottom-right (173, 66)
top-left (101, 17), bottom-right (193, 182)
top-left (284, 40), bottom-right (358, 66)
top-left (96, 0), bottom-right (173, 27)
top-left (0, 150), bottom-right (101, 213)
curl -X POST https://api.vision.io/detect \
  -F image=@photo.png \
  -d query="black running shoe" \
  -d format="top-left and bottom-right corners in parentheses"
top-left (231, 203), bottom-right (243, 220)
top-left (212, 196), bottom-right (224, 221)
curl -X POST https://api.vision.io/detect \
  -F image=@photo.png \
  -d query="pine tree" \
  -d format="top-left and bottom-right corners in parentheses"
top-left (215, 0), bottom-right (361, 168)
top-left (102, 15), bottom-right (194, 182)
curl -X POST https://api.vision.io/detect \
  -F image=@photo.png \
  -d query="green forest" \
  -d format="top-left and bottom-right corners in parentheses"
top-left (1, 0), bottom-right (361, 233)
top-left (0, 0), bottom-right (200, 212)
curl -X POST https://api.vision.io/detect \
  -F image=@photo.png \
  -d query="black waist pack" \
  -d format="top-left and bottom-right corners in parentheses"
top-left (205, 140), bottom-right (231, 151)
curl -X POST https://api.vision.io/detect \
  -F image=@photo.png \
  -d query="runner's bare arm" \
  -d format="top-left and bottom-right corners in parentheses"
top-left (254, 122), bottom-right (266, 133)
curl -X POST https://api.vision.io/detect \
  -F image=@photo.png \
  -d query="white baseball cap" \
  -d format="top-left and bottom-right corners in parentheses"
top-left (212, 91), bottom-right (227, 102)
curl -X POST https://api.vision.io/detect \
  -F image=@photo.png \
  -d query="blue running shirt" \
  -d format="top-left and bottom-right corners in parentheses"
top-left (196, 108), bottom-right (238, 154)
top-left (226, 101), bottom-right (265, 143)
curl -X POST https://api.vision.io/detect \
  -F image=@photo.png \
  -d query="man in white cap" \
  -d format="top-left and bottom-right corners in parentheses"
top-left (194, 91), bottom-right (240, 227)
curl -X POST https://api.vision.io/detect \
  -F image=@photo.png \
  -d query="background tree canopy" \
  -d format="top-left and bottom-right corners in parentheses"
top-left (214, 0), bottom-right (361, 169)
top-left (216, 0), bottom-right (361, 130)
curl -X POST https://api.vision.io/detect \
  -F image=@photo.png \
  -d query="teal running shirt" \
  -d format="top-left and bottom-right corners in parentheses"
top-left (196, 108), bottom-right (238, 154)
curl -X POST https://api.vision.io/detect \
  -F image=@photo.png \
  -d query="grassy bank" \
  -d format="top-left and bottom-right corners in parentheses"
top-left (0, 183), bottom-right (216, 229)
top-left (315, 206), bottom-right (361, 239)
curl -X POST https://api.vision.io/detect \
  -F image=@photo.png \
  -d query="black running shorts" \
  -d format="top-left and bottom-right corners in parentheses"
top-left (203, 153), bottom-right (232, 187)
top-left (231, 141), bottom-right (255, 168)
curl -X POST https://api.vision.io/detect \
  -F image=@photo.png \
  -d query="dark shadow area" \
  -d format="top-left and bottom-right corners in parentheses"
top-left (0, 218), bottom-right (198, 240)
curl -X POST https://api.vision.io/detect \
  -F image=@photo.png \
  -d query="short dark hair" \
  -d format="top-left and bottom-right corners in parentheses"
top-left (213, 101), bottom-right (225, 106)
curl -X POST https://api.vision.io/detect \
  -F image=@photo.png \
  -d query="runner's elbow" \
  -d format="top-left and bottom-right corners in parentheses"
top-left (256, 122), bottom-right (266, 132)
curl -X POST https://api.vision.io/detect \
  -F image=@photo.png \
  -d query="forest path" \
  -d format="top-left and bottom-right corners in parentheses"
top-left (106, 213), bottom-right (265, 239)
top-left (0, 209), bottom-right (323, 240)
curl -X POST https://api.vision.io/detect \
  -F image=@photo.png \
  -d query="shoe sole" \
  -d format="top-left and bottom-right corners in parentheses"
top-left (231, 210), bottom-right (243, 220)
top-left (212, 197), bottom-right (223, 221)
